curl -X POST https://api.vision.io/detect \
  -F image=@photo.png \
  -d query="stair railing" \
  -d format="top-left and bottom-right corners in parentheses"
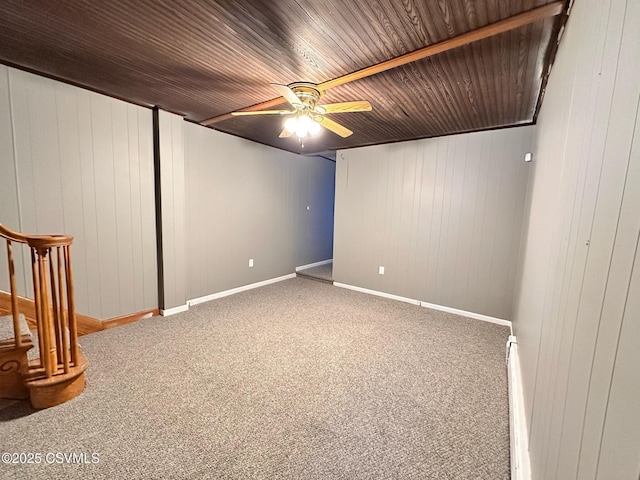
top-left (0, 224), bottom-right (79, 378)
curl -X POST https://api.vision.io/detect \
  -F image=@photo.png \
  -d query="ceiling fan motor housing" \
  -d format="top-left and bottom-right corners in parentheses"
top-left (288, 82), bottom-right (323, 110)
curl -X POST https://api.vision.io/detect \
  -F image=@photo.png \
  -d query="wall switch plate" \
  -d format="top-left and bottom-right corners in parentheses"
top-left (525, 152), bottom-right (533, 162)
top-left (378, 266), bottom-right (385, 275)
top-left (249, 259), bottom-right (254, 267)
top-left (306, 205), bottom-right (311, 211)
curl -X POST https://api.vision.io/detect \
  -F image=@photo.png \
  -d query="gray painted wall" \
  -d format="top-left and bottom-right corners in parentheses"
top-left (183, 122), bottom-right (335, 301)
top-left (0, 65), bottom-right (335, 316)
top-left (158, 110), bottom-right (187, 310)
top-left (0, 66), bottom-right (157, 320)
top-left (512, 0), bottom-right (640, 478)
top-left (334, 127), bottom-right (533, 320)
top-left (0, 67), bottom-right (21, 294)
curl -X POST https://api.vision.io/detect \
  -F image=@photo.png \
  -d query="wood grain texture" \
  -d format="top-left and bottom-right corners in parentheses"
top-left (0, 291), bottom-right (102, 336)
top-left (0, 0), bottom-right (565, 154)
top-left (0, 291), bottom-right (159, 335)
top-left (101, 308), bottom-right (159, 330)
top-left (318, 2), bottom-right (562, 90)
top-left (25, 350), bottom-right (87, 409)
top-left (0, 341), bottom-right (32, 399)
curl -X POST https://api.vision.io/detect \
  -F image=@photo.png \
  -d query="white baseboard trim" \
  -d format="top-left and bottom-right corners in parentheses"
top-left (160, 304), bottom-right (189, 317)
top-left (332, 283), bottom-right (512, 329)
top-left (507, 336), bottom-right (531, 480)
top-left (295, 259), bottom-right (333, 272)
top-left (333, 282), bottom-right (421, 305)
top-left (187, 273), bottom-right (296, 307)
top-left (420, 301), bottom-right (512, 329)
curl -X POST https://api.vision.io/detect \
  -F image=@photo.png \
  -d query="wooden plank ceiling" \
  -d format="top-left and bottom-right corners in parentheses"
top-left (0, 0), bottom-right (567, 155)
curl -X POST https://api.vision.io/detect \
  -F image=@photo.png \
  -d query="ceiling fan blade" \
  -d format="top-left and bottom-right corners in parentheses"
top-left (318, 117), bottom-right (353, 138)
top-left (279, 127), bottom-right (293, 138)
top-left (319, 101), bottom-right (372, 114)
top-left (271, 83), bottom-right (302, 109)
top-left (231, 109), bottom-right (292, 116)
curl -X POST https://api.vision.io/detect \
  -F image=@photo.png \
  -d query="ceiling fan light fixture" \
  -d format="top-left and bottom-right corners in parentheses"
top-left (299, 114), bottom-right (312, 128)
top-left (284, 113), bottom-right (321, 139)
top-left (284, 116), bottom-right (298, 132)
top-left (295, 124), bottom-right (309, 138)
top-left (296, 114), bottom-right (312, 137)
top-left (308, 119), bottom-right (321, 136)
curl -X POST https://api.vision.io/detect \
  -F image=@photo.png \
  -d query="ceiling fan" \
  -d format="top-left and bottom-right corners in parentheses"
top-left (230, 82), bottom-right (371, 139)
top-left (201, 2), bottom-right (565, 142)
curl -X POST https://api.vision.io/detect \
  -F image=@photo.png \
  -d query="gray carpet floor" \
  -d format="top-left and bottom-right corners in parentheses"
top-left (296, 262), bottom-right (333, 284)
top-left (0, 277), bottom-right (510, 479)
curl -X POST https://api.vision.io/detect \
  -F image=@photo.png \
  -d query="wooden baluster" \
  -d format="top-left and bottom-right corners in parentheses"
top-left (57, 247), bottom-right (70, 374)
top-left (38, 249), bottom-right (56, 378)
top-left (0, 226), bottom-right (88, 408)
top-left (49, 248), bottom-right (62, 368)
top-left (6, 240), bottom-right (22, 348)
top-left (64, 245), bottom-right (79, 365)
top-left (31, 248), bottom-right (44, 370)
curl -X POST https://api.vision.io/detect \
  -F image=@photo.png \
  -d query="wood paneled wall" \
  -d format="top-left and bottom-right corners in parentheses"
top-left (0, 66), bottom-right (157, 320)
top-left (512, 0), bottom-right (640, 478)
top-left (158, 111), bottom-right (187, 310)
top-left (334, 126), bottom-right (533, 319)
top-left (0, 67), bottom-right (21, 294)
top-left (184, 122), bottom-right (335, 301)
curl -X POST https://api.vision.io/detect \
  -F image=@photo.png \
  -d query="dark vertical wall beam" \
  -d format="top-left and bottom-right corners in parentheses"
top-left (152, 107), bottom-right (165, 310)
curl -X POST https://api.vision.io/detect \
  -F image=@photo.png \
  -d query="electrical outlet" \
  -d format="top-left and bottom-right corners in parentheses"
top-left (249, 259), bottom-right (254, 267)
top-left (378, 266), bottom-right (384, 275)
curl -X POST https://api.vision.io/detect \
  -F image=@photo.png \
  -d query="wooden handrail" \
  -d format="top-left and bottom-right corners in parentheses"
top-left (0, 224), bottom-right (30, 244)
top-left (0, 223), bottom-right (72, 247)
